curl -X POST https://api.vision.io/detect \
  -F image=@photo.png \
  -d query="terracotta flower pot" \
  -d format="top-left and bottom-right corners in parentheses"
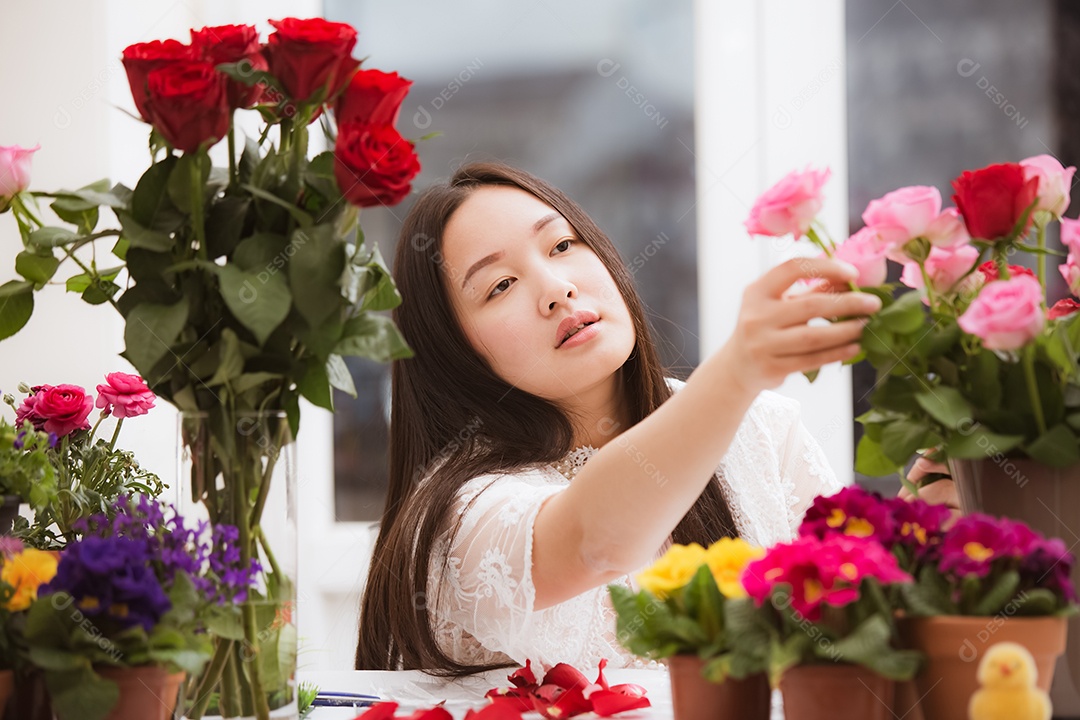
top-left (96, 666), bottom-right (186, 720)
top-left (898, 614), bottom-right (1066, 720)
top-left (0, 669), bottom-right (12, 720)
top-left (950, 456), bottom-right (1080, 716)
top-left (779, 664), bottom-right (895, 720)
top-left (13, 669), bottom-right (51, 720)
top-left (0, 495), bottom-right (19, 534)
top-left (667, 655), bottom-right (770, 720)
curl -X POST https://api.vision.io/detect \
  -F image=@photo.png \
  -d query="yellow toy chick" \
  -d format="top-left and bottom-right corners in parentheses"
top-left (969, 642), bottom-right (1051, 720)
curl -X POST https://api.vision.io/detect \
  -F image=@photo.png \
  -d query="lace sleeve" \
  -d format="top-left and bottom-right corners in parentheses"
top-left (780, 414), bottom-right (846, 533)
top-left (429, 472), bottom-right (566, 664)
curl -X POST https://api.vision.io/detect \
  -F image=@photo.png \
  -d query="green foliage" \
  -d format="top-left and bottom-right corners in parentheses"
top-left (0, 416), bottom-right (56, 509)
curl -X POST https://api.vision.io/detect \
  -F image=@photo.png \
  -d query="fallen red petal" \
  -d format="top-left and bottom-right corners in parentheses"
top-left (485, 688), bottom-right (535, 713)
top-left (403, 707), bottom-right (453, 720)
top-left (534, 686), bottom-right (593, 719)
top-left (355, 702), bottom-right (399, 720)
top-left (535, 684), bottom-right (565, 704)
top-left (592, 658), bottom-right (610, 690)
top-left (508, 659), bottom-right (537, 688)
top-left (590, 690), bottom-right (652, 716)
top-left (543, 663), bottom-right (590, 690)
top-left (464, 702), bottom-right (526, 720)
top-left (609, 683), bottom-right (648, 697)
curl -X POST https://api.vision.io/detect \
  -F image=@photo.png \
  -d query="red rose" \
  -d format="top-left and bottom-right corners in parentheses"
top-left (264, 17), bottom-right (358, 104)
top-left (18, 384), bottom-right (93, 437)
top-left (978, 260), bottom-right (1035, 283)
top-left (335, 69), bottom-right (413, 126)
top-left (1050, 298), bottom-right (1080, 320)
top-left (121, 39), bottom-right (198, 121)
top-left (334, 123), bottom-right (420, 208)
top-left (191, 24), bottom-right (268, 109)
top-left (145, 62), bottom-right (231, 153)
top-left (952, 163), bottom-right (1040, 241)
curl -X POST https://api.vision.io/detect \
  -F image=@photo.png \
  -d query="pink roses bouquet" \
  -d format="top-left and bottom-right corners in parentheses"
top-left (4, 372), bottom-right (164, 549)
top-left (746, 157), bottom-right (1080, 478)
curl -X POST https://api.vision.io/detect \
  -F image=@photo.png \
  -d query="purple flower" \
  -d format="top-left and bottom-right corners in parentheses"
top-left (799, 486), bottom-right (896, 544)
top-left (1019, 536), bottom-right (1077, 602)
top-left (0, 536), bottom-right (24, 559)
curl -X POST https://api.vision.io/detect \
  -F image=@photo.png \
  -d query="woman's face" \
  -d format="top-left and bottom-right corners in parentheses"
top-left (441, 186), bottom-right (636, 405)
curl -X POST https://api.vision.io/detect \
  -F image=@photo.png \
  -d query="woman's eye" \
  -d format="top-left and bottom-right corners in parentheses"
top-left (488, 278), bottom-right (513, 298)
top-left (553, 239), bottom-right (574, 254)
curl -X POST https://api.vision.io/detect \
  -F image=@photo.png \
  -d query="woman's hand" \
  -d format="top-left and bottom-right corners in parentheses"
top-left (898, 455), bottom-right (960, 509)
top-left (715, 257), bottom-right (882, 394)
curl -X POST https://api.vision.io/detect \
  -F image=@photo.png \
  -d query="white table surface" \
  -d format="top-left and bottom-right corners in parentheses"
top-left (298, 668), bottom-right (675, 719)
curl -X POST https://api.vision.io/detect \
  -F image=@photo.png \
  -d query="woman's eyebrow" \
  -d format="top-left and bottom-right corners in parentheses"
top-left (462, 251), bottom-right (504, 290)
top-left (533, 212), bottom-right (560, 234)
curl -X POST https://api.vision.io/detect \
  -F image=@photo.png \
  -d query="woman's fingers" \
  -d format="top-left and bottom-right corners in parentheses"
top-left (908, 455), bottom-right (949, 482)
top-left (775, 318), bottom-right (868, 356)
top-left (778, 290), bottom-right (882, 327)
top-left (752, 257), bottom-right (859, 299)
top-left (910, 479), bottom-right (960, 509)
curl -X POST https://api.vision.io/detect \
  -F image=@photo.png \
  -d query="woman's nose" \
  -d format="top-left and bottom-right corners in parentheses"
top-left (541, 274), bottom-right (577, 312)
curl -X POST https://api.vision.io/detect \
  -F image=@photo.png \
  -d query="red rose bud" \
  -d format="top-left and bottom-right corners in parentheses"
top-left (145, 61), bottom-right (231, 153)
top-left (978, 260), bottom-right (1035, 283)
top-left (336, 69), bottom-right (413, 126)
top-left (191, 24), bottom-right (268, 109)
top-left (122, 39), bottom-right (198, 121)
top-left (1050, 298), bottom-right (1080, 320)
top-left (952, 162), bottom-right (1040, 241)
top-left (265, 17), bottom-right (357, 104)
top-left (334, 123), bottom-right (420, 208)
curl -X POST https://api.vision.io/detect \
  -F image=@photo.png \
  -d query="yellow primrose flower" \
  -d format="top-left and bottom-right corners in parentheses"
top-left (704, 538), bottom-right (766, 598)
top-left (636, 543), bottom-right (708, 598)
top-left (2, 548), bottom-right (59, 611)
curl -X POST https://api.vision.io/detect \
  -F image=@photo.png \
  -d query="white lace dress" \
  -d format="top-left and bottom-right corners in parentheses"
top-left (426, 380), bottom-right (845, 671)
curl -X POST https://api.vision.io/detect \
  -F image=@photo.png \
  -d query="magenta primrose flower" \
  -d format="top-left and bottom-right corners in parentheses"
top-left (938, 514), bottom-right (1025, 578)
top-left (798, 485), bottom-right (896, 544)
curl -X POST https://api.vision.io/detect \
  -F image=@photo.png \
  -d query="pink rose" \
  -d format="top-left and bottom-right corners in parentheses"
top-left (95, 372), bottom-right (156, 419)
top-left (1061, 218), bottom-right (1080, 255)
top-left (923, 208), bottom-right (970, 249)
top-left (1021, 154), bottom-right (1075, 219)
top-left (900, 245), bottom-right (980, 303)
top-left (0, 144), bottom-right (40, 211)
top-left (744, 166), bottom-right (830, 239)
top-left (20, 384), bottom-right (93, 437)
top-left (861, 185), bottom-right (941, 256)
top-left (958, 275), bottom-right (1046, 350)
top-left (832, 227), bottom-right (888, 286)
top-left (1061, 256), bottom-right (1080, 296)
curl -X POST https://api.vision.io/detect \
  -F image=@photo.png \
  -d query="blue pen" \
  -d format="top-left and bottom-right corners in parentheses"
top-left (311, 691), bottom-right (381, 708)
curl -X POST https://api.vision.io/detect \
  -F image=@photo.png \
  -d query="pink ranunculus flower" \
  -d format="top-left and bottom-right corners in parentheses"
top-left (22, 384), bottom-right (93, 437)
top-left (0, 144), bottom-right (40, 212)
top-left (1021, 154), bottom-right (1075, 220)
top-left (1061, 218), bottom-right (1080, 255)
top-left (861, 185), bottom-right (942, 256)
top-left (744, 166), bottom-right (831, 239)
top-left (958, 274), bottom-right (1046, 351)
top-left (95, 372), bottom-right (156, 419)
top-left (831, 227), bottom-right (888, 286)
top-left (1061, 255), bottom-right (1080, 297)
top-left (900, 244), bottom-right (980, 303)
top-left (923, 208), bottom-right (971, 249)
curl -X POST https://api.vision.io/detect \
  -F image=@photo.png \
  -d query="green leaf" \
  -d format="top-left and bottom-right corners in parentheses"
top-left (82, 279), bottom-right (120, 305)
top-left (206, 196), bottom-right (251, 258)
top-left (334, 314), bottom-right (413, 363)
top-left (353, 243), bottom-right (402, 311)
top-left (206, 328), bottom-right (245, 386)
top-left (298, 358), bottom-right (333, 411)
top-left (241, 183), bottom-right (314, 229)
top-left (877, 290), bottom-right (925, 334)
top-left (28, 226), bottom-right (79, 248)
top-left (45, 667), bottom-right (118, 720)
top-left (166, 152), bottom-right (211, 213)
top-left (233, 232), bottom-right (289, 273)
top-left (972, 570), bottom-right (1021, 616)
top-left (132, 156), bottom-right (181, 229)
top-left (118, 210), bottom-right (174, 252)
top-left (854, 432), bottom-right (901, 477)
top-left (204, 604), bottom-right (246, 641)
top-left (1025, 424), bottom-right (1080, 467)
top-left (944, 423), bottom-right (1024, 460)
top-left (966, 351), bottom-right (1002, 412)
top-left (123, 299), bottom-right (189, 375)
top-left (15, 249), bottom-right (59, 285)
top-left (239, 135), bottom-right (260, 186)
top-left (915, 386), bottom-right (973, 430)
top-left (326, 354), bottom-right (357, 397)
top-left (880, 418), bottom-right (940, 465)
top-left (217, 265), bottom-right (291, 346)
top-left (0, 280), bottom-right (34, 340)
top-left (289, 225), bottom-right (345, 327)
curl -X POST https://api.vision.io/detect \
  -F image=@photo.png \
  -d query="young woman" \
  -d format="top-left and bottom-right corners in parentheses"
top-left (356, 162), bottom-right (883, 675)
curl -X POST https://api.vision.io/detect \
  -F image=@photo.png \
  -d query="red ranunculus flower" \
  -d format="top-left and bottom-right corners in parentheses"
top-left (336, 69), bottom-right (413, 126)
top-left (18, 384), bottom-right (93, 437)
top-left (191, 24), bottom-right (268, 109)
top-left (1050, 298), bottom-right (1080, 320)
top-left (95, 372), bottom-right (156, 419)
top-left (951, 162), bottom-right (1040, 241)
top-left (264, 17), bottom-right (358, 104)
top-left (145, 61), bottom-right (231, 153)
top-left (121, 39), bottom-right (198, 121)
top-left (334, 123), bottom-right (420, 208)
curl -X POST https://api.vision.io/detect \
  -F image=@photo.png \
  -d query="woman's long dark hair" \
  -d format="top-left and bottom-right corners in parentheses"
top-left (356, 162), bottom-right (736, 675)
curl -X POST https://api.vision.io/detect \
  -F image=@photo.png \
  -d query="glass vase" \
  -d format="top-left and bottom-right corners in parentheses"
top-left (176, 410), bottom-right (298, 720)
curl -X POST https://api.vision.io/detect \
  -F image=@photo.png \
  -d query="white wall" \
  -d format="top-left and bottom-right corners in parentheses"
top-left (695, 0), bottom-right (852, 484)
